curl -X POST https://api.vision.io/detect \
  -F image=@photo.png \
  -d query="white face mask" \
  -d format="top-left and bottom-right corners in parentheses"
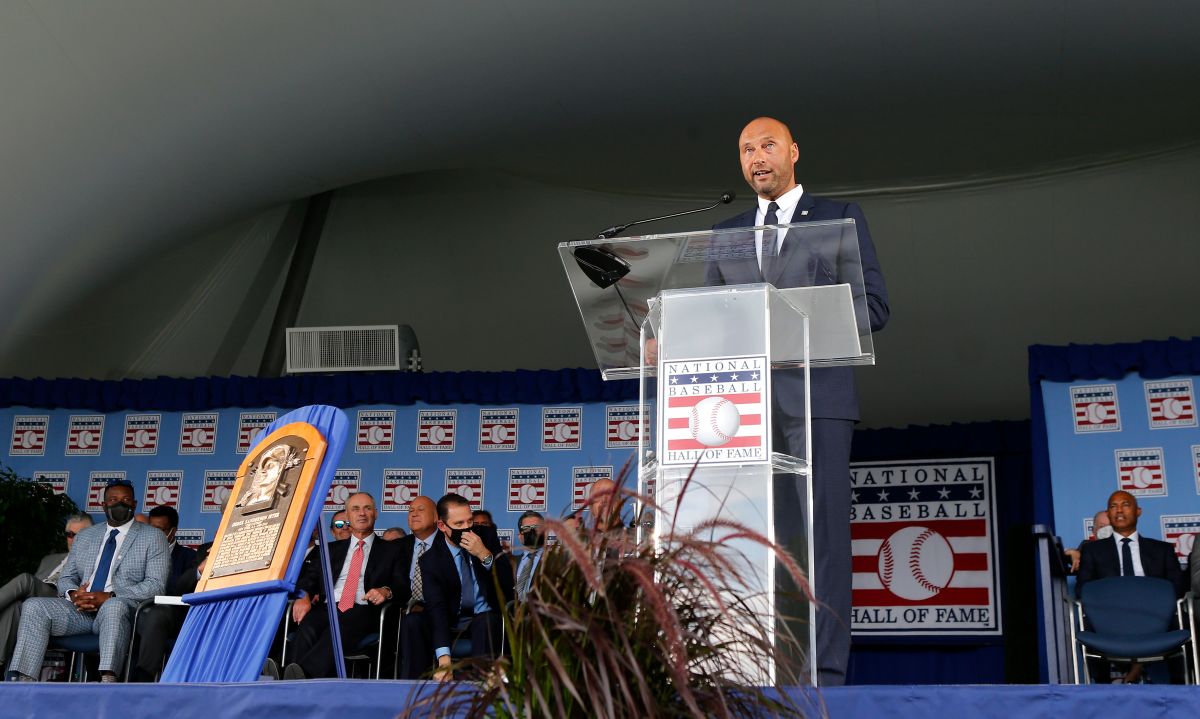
top-left (1095, 525), bottom-right (1113, 540)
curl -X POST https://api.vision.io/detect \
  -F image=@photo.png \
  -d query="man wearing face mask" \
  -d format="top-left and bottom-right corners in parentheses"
top-left (5, 479), bottom-right (169, 682)
top-left (1064, 510), bottom-right (1111, 574)
top-left (128, 505), bottom-right (198, 681)
top-left (420, 493), bottom-right (513, 681)
top-left (514, 511), bottom-right (546, 602)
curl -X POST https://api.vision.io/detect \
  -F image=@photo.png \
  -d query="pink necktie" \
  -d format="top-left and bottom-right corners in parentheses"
top-left (338, 540), bottom-right (364, 612)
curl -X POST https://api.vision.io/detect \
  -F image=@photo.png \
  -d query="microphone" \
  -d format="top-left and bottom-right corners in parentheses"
top-left (595, 192), bottom-right (736, 240)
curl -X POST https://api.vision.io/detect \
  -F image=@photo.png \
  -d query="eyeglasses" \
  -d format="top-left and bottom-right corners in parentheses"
top-left (331, 520), bottom-right (350, 529)
top-left (518, 525), bottom-right (540, 532)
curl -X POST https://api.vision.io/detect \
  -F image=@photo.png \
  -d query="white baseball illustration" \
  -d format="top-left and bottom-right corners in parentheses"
top-left (1129, 465), bottom-right (1154, 489)
top-left (134, 429), bottom-right (151, 447)
top-left (367, 425), bottom-right (384, 444)
top-left (215, 486), bottom-right (231, 506)
top-left (21, 430), bottom-right (37, 448)
top-left (1160, 397), bottom-right (1183, 420)
top-left (427, 425), bottom-right (445, 445)
top-left (454, 483), bottom-right (475, 501)
top-left (688, 396), bottom-right (740, 447)
top-left (1177, 533), bottom-right (1195, 558)
top-left (397, 484), bottom-right (415, 504)
top-left (153, 485), bottom-right (172, 506)
top-left (553, 422), bottom-right (573, 442)
top-left (489, 424), bottom-right (509, 443)
top-left (190, 428), bottom-right (208, 447)
top-left (77, 430), bottom-right (94, 448)
top-left (331, 484), bottom-right (351, 505)
top-left (878, 526), bottom-right (955, 601)
top-left (617, 420), bottom-right (636, 441)
top-left (519, 483), bottom-right (537, 503)
top-left (1085, 402), bottom-right (1108, 424)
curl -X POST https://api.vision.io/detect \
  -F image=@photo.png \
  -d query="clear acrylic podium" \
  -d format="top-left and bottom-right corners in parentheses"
top-left (559, 220), bottom-right (875, 686)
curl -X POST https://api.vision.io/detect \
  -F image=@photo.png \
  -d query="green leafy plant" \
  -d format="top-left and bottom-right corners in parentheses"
top-left (0, 464), bottom-right (81, 581)
top-left (403, 466), bottom-right (812, 719)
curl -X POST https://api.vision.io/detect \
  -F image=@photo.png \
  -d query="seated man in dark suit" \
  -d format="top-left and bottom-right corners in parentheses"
top-left (283, 491), bottom-right (403, 679)
top-left (128, 505), bottom-right (198, 681)
top-left (1191, 535), bottom-right (1199, 597)
top-left (0, 513), bottom-right (92, 673)
top-left (420, 493), bottom-right (513, 681)
top-left (397, 495), bottom-right (439, 679)
top-left (1076, 490), bottom-right (1185, 683)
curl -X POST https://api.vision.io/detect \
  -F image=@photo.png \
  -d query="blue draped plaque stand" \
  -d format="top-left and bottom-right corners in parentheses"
top-left (161, 405), bottom-right (350, 682)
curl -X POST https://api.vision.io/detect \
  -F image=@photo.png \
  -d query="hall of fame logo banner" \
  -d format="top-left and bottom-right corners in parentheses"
top-left (849, 458), bottom-right (1001, 637)
top-left (179, 413), bottom-right (218, 455)
top-left (606, 404), bottom-right (648, 448)
top-left (382, 469), bottom-right (422, 511)
top-left (175, 529), bottom-right (205, 549)
top-left (356, 410), bottom-right (395, 453)
top-left (572, 466), bottom-right (612, 511)
top-left (1193, 445), bottom-right (1200, 495)
top-left (1160, 514), bottom-right (1200, 567)
top-left (417, 409), bottom-right (457, 452)
top-left (1144, 379), bottom-right (1197, 429)
top-left (202, 471), bottom-right (237, 513)
top-left (1071, 384), bottom-right (1120, 433)
top-left (122, 414), bottom-right (161, 456)
top-left (35, 471), bottom-right (69, 495)
top-left (445, 469), bottom-right (484, 510)
top-left (236, 412), bottom-right (276, 454)
top-left (144, 471), bottom-right (183, 509)
top-left (542, 407), bottom-right (582, 450)
top-left (508, 467), bottom-right (548, 512)
top-left (9, 415), bottom-right (49, 456)
top-left (66, 415), bottom-right (105, 455)
top-left (1114, 447), bottom-right (1167, 497)
top-left (658, 355), bottom-right (769, 467)
top-left (325, 470), bottom-right (362, 510)
top-left (479, 408), bottom-right (519, 451)
top-left (87, 471), bottom-right (127, 513)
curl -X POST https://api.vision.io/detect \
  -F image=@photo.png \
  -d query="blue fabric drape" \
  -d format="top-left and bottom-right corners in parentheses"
top-left (0, 369), bottom-right (638, 412)
top-left (161, 404), bottom-right (350, 682)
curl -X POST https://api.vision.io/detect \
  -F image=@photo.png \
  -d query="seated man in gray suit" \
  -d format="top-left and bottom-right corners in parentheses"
top-left (0, 513), bottom-right (93, 672)
top-left (5, 479), bottom-right (169, 682)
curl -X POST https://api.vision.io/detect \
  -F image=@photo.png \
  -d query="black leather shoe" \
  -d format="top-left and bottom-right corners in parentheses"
top-left (283, 663), bottom-right (306, 680)
top-left (261, 658), bottom-right (280, 680)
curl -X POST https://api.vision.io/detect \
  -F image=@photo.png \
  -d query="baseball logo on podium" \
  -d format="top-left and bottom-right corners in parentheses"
top-left (659, 355), bottom-right (769, 466)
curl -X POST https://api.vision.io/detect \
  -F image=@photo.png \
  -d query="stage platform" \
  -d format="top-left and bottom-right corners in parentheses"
top-left (4, 681), bottom-right (1198, 718)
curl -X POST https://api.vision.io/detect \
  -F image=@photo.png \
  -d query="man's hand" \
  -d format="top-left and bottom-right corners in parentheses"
top-left (459, 531), bottom-right (491, 562)
top-left (292, 595), bottom-right (312, 624)
top-left (434, 655), bottom-right (452, 682)
top-left (71, 591), bottom-right (112, 612)
top-left (1064, 548), bottom-right (1081, 573)
top-left (364, 587), bottom-right (391, 605)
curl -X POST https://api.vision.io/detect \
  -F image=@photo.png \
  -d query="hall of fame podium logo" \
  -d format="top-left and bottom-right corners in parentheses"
top-left (382, 469), bottom-right (422, 511)
top-left (1144, 379), bottom-right (1197, 429)
top-left (1160, 514), bottom-right (1200, 567)
top-left (236, 412), bottom-right (276, 454)
top-left (542, 407), bottom-right (582, 450)
top-left (572, 466), bottom-right (612, 511)
top-left (605, 404), bottom-right (648, 448)
top-left (1115, 447), bottom-right (1167, 497)
top-left (849, 458), bottom-right (1001, 637)
top-left (1071, 384), bottom-right (1121, 433)
top-left (122, 414), bottom-right (161, 456)
top-left (445, 468), bottom-right (484, 510)
top-left (179, 413), bottom-right (218, 455)
top-left (356, 410), bottom-right (395, 453)
top-left (87, 471), bottom-right (126, 513)
top-left (508, 467), bottom-right (548, 512)
top-left (325, 470), bottom-right (361, 510)
top-left (144, 471), bottom-right (183, 509)
top-left (35, 471), bottom-right (69, 495)
top-left (201, 470), bottom-right (237, 513)
top-left (66, 415), bottom-right (105, 456)
top-left (175, 529), bottom-right (205, 549)
top-left (659, 356), bottom-right (769, 467)
top-left (9, 415), bottom-right (49, 456)
top-left (479, 408), bottom-right (519, 451)
top-left (417, 409), bottom-right (457, 452)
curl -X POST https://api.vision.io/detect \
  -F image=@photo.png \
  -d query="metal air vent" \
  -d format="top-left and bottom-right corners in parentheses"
top-left (286, 325), bottom-right (419, 373)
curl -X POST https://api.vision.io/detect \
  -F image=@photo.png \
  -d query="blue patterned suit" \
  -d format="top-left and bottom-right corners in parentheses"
top-left (9, 520), bottom-right (169, 678)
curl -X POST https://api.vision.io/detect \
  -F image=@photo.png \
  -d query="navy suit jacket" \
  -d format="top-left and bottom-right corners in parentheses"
top-left (1076, 533), bottom-right (1185, 598)
top-left (418, 527), bottom-right (513, 652)
top-left (167, 543), bottom-right (198, 596)
top-left (297, 535), bottom-right (405, 607)
top-left (709, 194), bottom-right (889, 420)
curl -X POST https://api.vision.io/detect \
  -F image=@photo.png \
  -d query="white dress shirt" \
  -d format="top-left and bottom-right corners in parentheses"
top-left (1113, 531), bottom-right (1145, 576)
top-left (754, 183), bottom-right (805, 269)
top-left (87, 519), bottom-right (135, 593)
top-left (332, 533), bottom-right (375, 606)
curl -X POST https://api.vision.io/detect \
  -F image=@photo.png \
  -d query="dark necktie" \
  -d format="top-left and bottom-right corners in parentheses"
top-left (516, 552), bottom-right (536, 601)
top-left (760, 201), bottom-right (780, 280)
top-left (458, 551), bottom-right (475, 614)
top-left (90, 529), bottom-right (120, 593)
top-left (410, 540), bottom-right (427, 605)
top-left (1120, 537), bottom-right (1135, 576)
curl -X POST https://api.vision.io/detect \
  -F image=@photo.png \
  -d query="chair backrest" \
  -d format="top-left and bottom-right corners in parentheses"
top-left (1081, 576), bottom-right (1177, 635)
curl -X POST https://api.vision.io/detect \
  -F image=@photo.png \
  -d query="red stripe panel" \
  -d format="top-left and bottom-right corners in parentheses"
top-left (851, 587), bottom-right (991, 607)
top-left (850, 520), bottom-right (987, 540)
top-left (850, 554), bottom-right (987, 573)
top-left (667, 414), bottom-right (761, 430)
top-left (666, 393), bottom-right (761, 407)
top-left (666, 435), bottom-right (763, 450)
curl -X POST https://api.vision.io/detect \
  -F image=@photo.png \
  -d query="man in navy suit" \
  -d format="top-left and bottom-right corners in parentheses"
top-left (707, 117), bottom-right (890, 686)
top-left (284, 491), bottom-right (404, 679)
top-left (128, 505), bottom-right (197, 681)
top-left (396, 495), bottom-right (440, 679)
top-left (420, 493), bottom-right (513, 681)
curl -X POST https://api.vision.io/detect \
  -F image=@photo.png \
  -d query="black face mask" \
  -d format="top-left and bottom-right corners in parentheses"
top-left (449, 527), bottom-right (473, 546)
top-left (104, 502), bottom-right (135, 526)
top-left (521, 529), bottom-right (545, 549)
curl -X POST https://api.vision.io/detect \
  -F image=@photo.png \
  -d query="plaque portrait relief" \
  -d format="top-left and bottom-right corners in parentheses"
top-left (237, 443), bottom-right (298, 514)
